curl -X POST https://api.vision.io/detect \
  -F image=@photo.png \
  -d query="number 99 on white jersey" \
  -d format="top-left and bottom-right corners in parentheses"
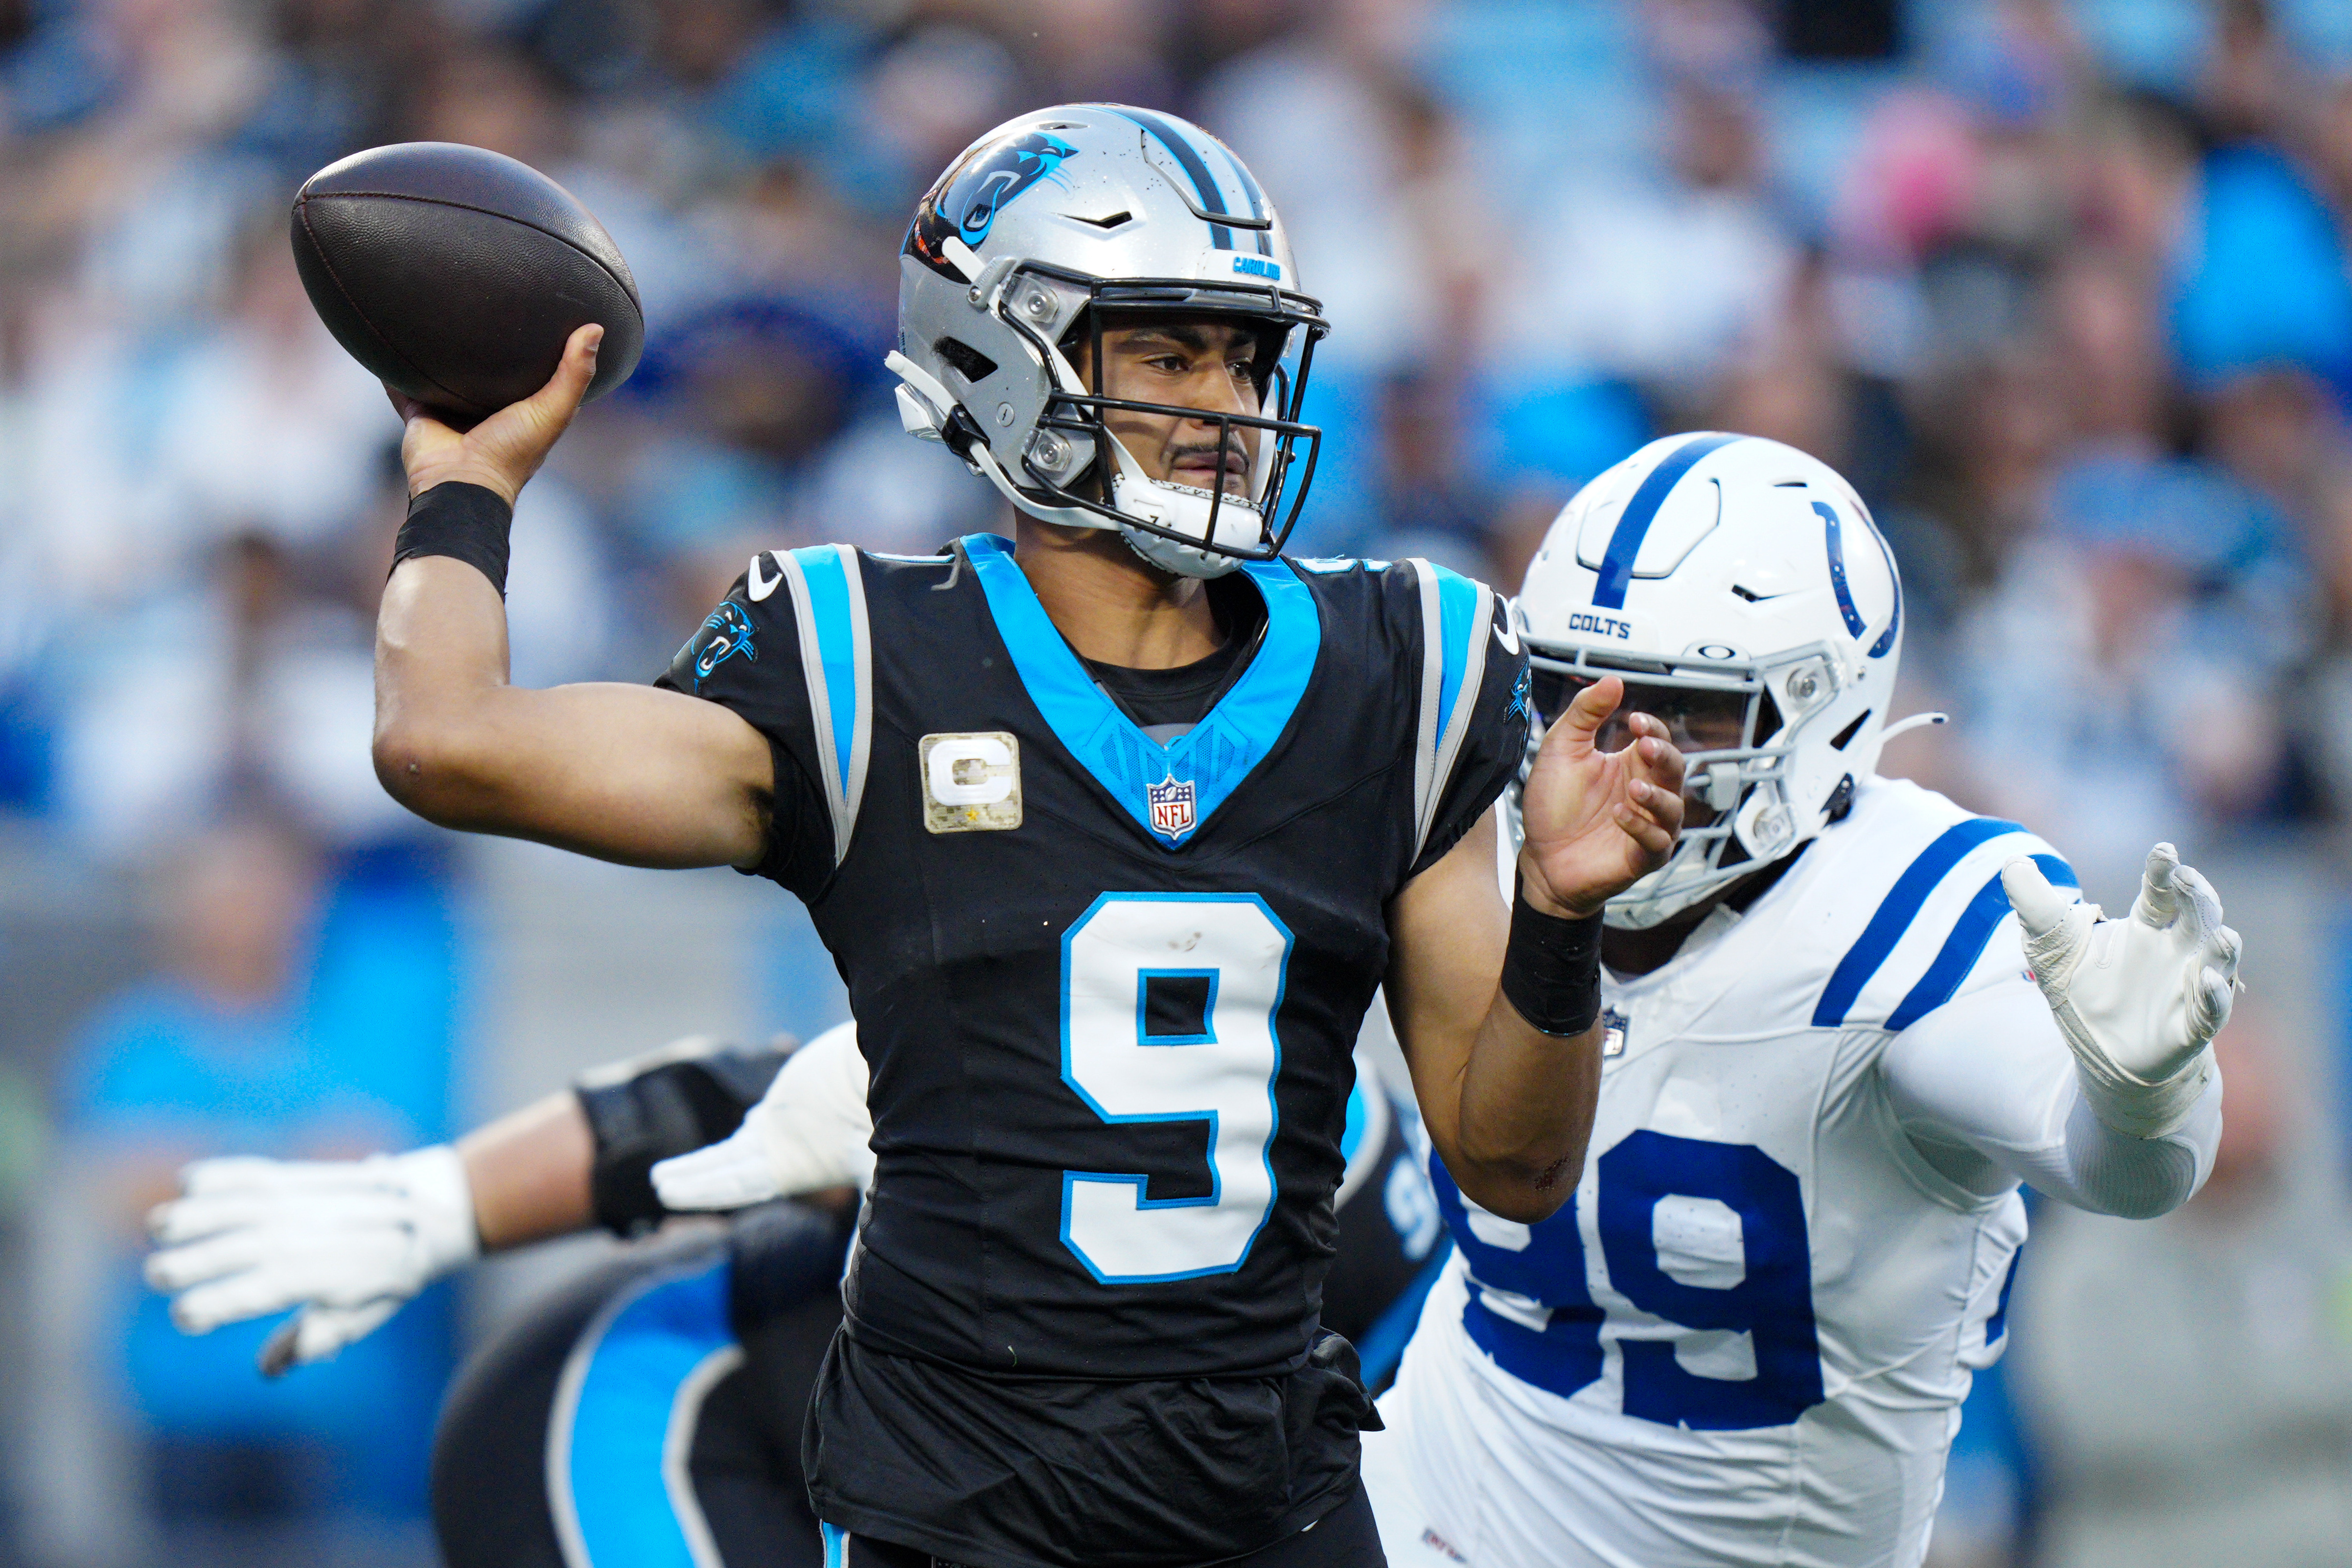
top-left (1060, 894), bottom-right (1292, 1284)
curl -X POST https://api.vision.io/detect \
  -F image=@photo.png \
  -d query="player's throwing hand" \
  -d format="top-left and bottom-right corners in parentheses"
top-left (1516, 674), bottom-right (1687, 918)
top-left (390, 321), bottom-right (604, 506)
top-left (2002, 843), bottom-right (2241, 1137)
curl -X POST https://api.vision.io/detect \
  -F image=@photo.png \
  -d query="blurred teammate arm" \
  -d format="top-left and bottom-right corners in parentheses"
top-left (373, 325), bottom-right (778, 869)
top-left (144, 1036), bottom-right (817, 1374)
top-left (1879, 846), bottom-right (2237, 1219)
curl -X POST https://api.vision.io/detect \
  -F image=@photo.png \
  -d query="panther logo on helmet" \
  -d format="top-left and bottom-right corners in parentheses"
top-left (908, 132), bottom-right (1078, 272)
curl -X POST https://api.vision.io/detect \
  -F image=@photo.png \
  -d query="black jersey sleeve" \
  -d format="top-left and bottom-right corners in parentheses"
top-left (654, 547), bottom-right (873, 898)
top-left (1407, 578), bottom-right (1530, 878)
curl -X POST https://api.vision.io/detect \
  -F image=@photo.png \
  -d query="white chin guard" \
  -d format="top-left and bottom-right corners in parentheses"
top-left (1107, 439), bottom-right (1264, 579)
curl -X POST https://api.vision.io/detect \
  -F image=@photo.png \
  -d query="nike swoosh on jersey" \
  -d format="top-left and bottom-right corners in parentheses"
top-left (747, 553), bottom-right (782, 602)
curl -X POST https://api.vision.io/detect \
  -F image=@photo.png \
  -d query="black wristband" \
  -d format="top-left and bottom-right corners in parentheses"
top-left (393, 482), bottom-right (514, 597)
top-left (1499, 879), bottom-right (1605, 1038)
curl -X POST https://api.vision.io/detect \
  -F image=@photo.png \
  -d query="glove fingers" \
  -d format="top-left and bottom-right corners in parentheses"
top-left (170, 1269), bottom-right (315, 1333)
top-left (2191, 966), bottom-right (2235, 1043)
top-left (2001, 856), bottom-right (2075, 939)
top-left (652, 1138), bottom-right (784, 1212)
top-left (2167, 864), bottom-right (2230, 963)
top-left (2131, 842), bottom-right (2182, 928)
top-left (179, 1157), bottom-right (394, 1197)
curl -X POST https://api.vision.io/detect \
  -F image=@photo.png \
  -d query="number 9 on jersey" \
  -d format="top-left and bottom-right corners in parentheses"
top-left (1061, 894), bottom-right (1292, 1283)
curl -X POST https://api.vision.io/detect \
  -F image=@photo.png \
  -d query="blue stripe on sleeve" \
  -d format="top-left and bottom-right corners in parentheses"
top-left (1884, 853), bottom-right (2078, 1031)
top-left (791, 545), bottom-right (858, 795)
top-left (1813, 817), bottom-right (2029, 1027)
top-left (1592, 433), bottom-right (1742, 610)
top-left (1431, 564), bottom-right (1483, 743)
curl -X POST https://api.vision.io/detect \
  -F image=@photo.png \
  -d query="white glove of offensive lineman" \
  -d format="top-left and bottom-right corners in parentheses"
top-left (2002, 842), bottom-right (2241, 1139)
top-left (145, 1145), bottom-right (478, 1377)
top-left (653, 1020), bottom-right (876, 1211)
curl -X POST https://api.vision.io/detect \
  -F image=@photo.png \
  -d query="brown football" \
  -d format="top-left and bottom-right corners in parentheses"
top-left (290, 141), bottom-right (644, 420)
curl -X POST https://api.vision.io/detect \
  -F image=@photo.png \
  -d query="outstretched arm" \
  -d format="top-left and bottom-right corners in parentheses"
top-left (373, 324), bottom-right (776, 868)
top-left (1881, 843), bottom-right (2237, 1218)
top-left (1387, 677), bottom-right (1684, 1223)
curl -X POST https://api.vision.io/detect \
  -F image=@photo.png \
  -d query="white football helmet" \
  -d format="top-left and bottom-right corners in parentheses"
top-left (1517, 433), bottom-right (1935, 929)
top-left (888, 104), bottom-right (1329, 578)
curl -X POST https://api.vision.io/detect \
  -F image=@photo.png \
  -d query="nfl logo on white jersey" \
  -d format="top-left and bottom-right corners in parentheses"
top-left (1148, 773), bottom-right (1197, 838)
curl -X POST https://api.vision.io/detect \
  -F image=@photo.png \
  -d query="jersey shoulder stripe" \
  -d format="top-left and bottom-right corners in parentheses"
top-left (1406, 559), bottom-right (1495, 860)
top-left (768, 545), bottom-right (874, 865)
top-left (1881, 851), bottom-right (2076, 1031)
top-left (1807, 783), bottom-right (2075, 1031)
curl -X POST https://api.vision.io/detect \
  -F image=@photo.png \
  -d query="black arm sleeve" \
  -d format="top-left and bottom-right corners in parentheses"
top-left (1408, 595), bottom-right (1531, 878)
top-left (573, 1037), bottom-right (796, 1236)
top-left (652, 560), bottom-right (839, 898)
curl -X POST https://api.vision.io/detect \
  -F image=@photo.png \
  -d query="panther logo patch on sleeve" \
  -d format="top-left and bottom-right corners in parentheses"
top-left (672, 600), bottom-right (757, 692)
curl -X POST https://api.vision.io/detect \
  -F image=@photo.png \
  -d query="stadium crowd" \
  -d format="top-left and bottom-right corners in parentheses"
top-left (3, 1), bottom-right (2352, 1566)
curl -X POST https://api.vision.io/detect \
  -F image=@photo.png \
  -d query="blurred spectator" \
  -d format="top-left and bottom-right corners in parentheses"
top-left (35, 823), bottom-right (458, 1568)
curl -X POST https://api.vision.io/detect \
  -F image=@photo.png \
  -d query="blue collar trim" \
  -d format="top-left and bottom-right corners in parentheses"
top-left (961, 534), bottom-right (1321, 848)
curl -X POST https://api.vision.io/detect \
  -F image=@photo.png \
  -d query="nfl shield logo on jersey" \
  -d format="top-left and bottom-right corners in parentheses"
top-left (1600, 1006), bottom-right (1631, 1059)
top-left (1148, 773), bottom-right (1198, 839)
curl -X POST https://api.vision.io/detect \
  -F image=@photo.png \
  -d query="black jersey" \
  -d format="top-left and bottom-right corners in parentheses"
top-left (663, 533), bottom-right (1523, 1381)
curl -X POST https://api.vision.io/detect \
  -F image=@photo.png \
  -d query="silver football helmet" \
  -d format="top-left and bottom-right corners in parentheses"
top-left (888, 104), bottom-right (1329, 577)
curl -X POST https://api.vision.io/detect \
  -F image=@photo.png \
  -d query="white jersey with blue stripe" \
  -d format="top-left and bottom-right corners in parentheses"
top-left (1375, 776), bottom-right (2076, 1568)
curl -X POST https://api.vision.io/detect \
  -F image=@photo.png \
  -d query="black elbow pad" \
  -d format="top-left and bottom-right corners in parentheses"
top-left (574, 1035), bottom-right (795, 1236)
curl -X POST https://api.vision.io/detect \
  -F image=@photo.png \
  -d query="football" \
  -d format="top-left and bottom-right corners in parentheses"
top-left (290, 141), bottom-right (644, 421)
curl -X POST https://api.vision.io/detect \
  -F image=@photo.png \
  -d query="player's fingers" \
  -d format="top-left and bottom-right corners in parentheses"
top-left (2000, 856), bottom-right (2072, 940)
top-left (1546, 675), bottom-right (1621, 759)
top-left (2131, 842), bottom-right (2182, 929)
top-left (651, 1137), bottom-right (782, 1212)
top-left (1627, 776), bottom-right (1684, 837)
top-left (517, 323), bottom-right (603, 429)
top-left (2212, 923), bottom-right (2243, 983)
top-left (1633, 728), bottom-right (1688, 797)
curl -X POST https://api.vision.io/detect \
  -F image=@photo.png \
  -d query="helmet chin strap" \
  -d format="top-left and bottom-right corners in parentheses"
top-left (1104, 433), bottom-right (1261, 579)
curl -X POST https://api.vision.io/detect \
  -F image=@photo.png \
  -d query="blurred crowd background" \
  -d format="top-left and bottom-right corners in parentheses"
top-left (3, 0), bottom-right (2352, 1564)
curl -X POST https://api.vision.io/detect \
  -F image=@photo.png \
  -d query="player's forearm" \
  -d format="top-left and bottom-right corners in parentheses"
top-left (1446, 1002), bottom-right (1602, 1221)
top-left (2043, 1081), bottom-right (2216, 1218)
top-left (456, 1092), bottom-right (598, 1252)
top-left (373, 553), bottom-right (516, 825)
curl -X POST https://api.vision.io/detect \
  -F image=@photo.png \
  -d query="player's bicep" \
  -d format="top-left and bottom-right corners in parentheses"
top-left (1880, 981), bottom-right (2075, 1161)
top-left (1384, 807), bottom-right (1510, 1086)
top-left (401, 679), bottom-right (778, 869)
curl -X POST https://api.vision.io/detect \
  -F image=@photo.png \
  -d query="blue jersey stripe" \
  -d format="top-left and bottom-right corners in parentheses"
top-left (562, 1256), bottom-right (737, 1568)
top-left (962, 534), bottom-right (1320, 847)
top-left (1884, 853), bottom-right (2078, 1031)
top-left (791, 545), bottom-right (860, 800)
top-left (1113, 108), bottom-right (1235, 250)
top-left (1592, 433), bottom-right (1742, 610)
top-left (1813, 817), bottom-right (2028, 1027)
top-left (1432, 564), bottom-right (1483, 744)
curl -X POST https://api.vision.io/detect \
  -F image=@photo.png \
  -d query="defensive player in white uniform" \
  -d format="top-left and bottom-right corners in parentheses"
top-left (1362, 433), bottom-right (2240, 1568)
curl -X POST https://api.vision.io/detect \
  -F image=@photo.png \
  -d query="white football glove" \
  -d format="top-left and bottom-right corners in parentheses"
top-left (2002, 842), bottom-right (2241, 1139)
top-left (145, 1145), bottom-right (478, 1377)
top-left (653, 1021), bottom-right (875, 1211)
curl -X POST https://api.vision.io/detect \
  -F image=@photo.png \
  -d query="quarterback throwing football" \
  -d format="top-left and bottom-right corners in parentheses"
top-left (1363, 434), bottom-right (2238, 1568)
top-left (369, 106), bottom-right (1683, 1568)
